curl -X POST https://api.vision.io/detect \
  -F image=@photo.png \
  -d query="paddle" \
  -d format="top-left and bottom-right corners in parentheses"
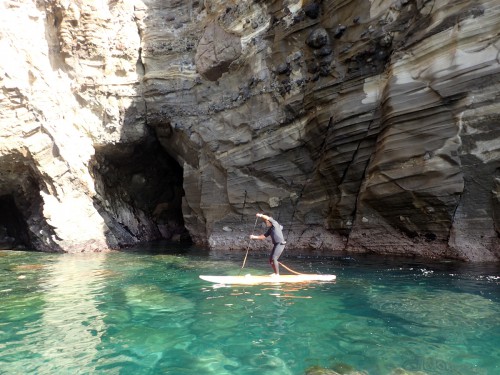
top-left (240, 215), bottom-right (258, 272)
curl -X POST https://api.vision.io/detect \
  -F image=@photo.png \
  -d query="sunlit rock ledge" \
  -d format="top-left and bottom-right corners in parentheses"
top-left (0, 0), bottom-right (498, 261)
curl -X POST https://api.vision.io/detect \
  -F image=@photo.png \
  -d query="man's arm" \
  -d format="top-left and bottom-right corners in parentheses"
top-left (257, 213), bottom-right (279, 227)
top-left (257, 213), bottom-right (270, 220)
top-left (250, 234), bottom-right (265, 240)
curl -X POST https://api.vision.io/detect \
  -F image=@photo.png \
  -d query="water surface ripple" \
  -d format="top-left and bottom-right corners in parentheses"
top-left (0, 249), bottom-right (498, 375)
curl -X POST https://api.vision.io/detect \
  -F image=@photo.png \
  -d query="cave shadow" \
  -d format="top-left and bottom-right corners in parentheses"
top-left (0, 164), bottom-right (60, 252)
top-left (90, 135), bottom-right (192, 250)
top-left (0, 195), bottom-right (32, 250)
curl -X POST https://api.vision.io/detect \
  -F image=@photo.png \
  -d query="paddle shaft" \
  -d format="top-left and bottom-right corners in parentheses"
top-left (279, 261), bottom-right (302, 275)
top-left (240, 216), bottom-right (259, 272)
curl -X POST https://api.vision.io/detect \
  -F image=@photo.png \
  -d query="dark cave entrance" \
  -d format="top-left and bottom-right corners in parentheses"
top-left (0, 156), bottom-right (58, 252)
top-left (0, 195), bottom-right (32, 250)
top-left (92, 137), bottom-right (191, 247)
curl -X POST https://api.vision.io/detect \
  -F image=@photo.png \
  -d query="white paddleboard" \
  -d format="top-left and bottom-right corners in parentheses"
top-left (199, 274), bottom-right (336, 285)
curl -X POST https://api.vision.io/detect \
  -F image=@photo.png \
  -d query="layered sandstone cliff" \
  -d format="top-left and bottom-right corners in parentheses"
top-left (0, 0), bottom-right (498, 261)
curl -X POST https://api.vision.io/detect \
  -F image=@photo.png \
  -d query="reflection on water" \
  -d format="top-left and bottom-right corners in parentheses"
top-left (39, 254), bottom-right (107, 372)
top-left (0, 252), bottom-right (109, 373)
top-left (0, 250), bottom-right (498, 375)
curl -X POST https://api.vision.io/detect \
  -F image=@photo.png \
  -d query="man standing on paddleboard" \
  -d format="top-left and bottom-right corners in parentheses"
top-left (250, 213), bottom-right (286, 276)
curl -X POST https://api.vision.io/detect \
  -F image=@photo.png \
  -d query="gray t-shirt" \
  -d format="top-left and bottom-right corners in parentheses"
top-left (264, 217), bottom-right (285, 244)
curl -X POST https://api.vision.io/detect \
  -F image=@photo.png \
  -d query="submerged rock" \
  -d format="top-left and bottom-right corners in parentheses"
top-left (125, 285), bottom-right (194, 312)
top-left (305, 366), bottom-right (343, 375)
top-left (369, 289), bottom-right (499, 331)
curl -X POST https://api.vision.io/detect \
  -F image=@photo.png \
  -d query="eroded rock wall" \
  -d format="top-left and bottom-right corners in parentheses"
top-left (1, 0), bottom-right (498, 260)
top-left (0, 0), bottom-right (165, 251)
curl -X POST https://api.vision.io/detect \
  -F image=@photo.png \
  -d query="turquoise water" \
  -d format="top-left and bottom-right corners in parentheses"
top-left (0, 247), bottom-right (499, 375)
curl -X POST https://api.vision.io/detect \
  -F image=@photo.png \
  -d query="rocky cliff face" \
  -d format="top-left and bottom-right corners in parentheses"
top-left (1, 0), bottom-right (498, 261)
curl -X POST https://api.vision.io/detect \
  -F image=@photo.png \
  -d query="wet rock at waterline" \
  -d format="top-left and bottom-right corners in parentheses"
top-left (0, 0), bottom-right (498, 261)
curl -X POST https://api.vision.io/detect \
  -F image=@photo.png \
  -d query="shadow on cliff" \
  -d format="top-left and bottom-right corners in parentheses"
top-left (0, 156), bottom-right (61, 252)
top-left (90, 134), bottom-right (192, 249)
top-left (0, 195), bottom-right (33, 250)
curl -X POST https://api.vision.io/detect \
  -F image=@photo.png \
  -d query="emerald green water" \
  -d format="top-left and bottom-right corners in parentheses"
top-left (0, 247), bottom-right (498, 375)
